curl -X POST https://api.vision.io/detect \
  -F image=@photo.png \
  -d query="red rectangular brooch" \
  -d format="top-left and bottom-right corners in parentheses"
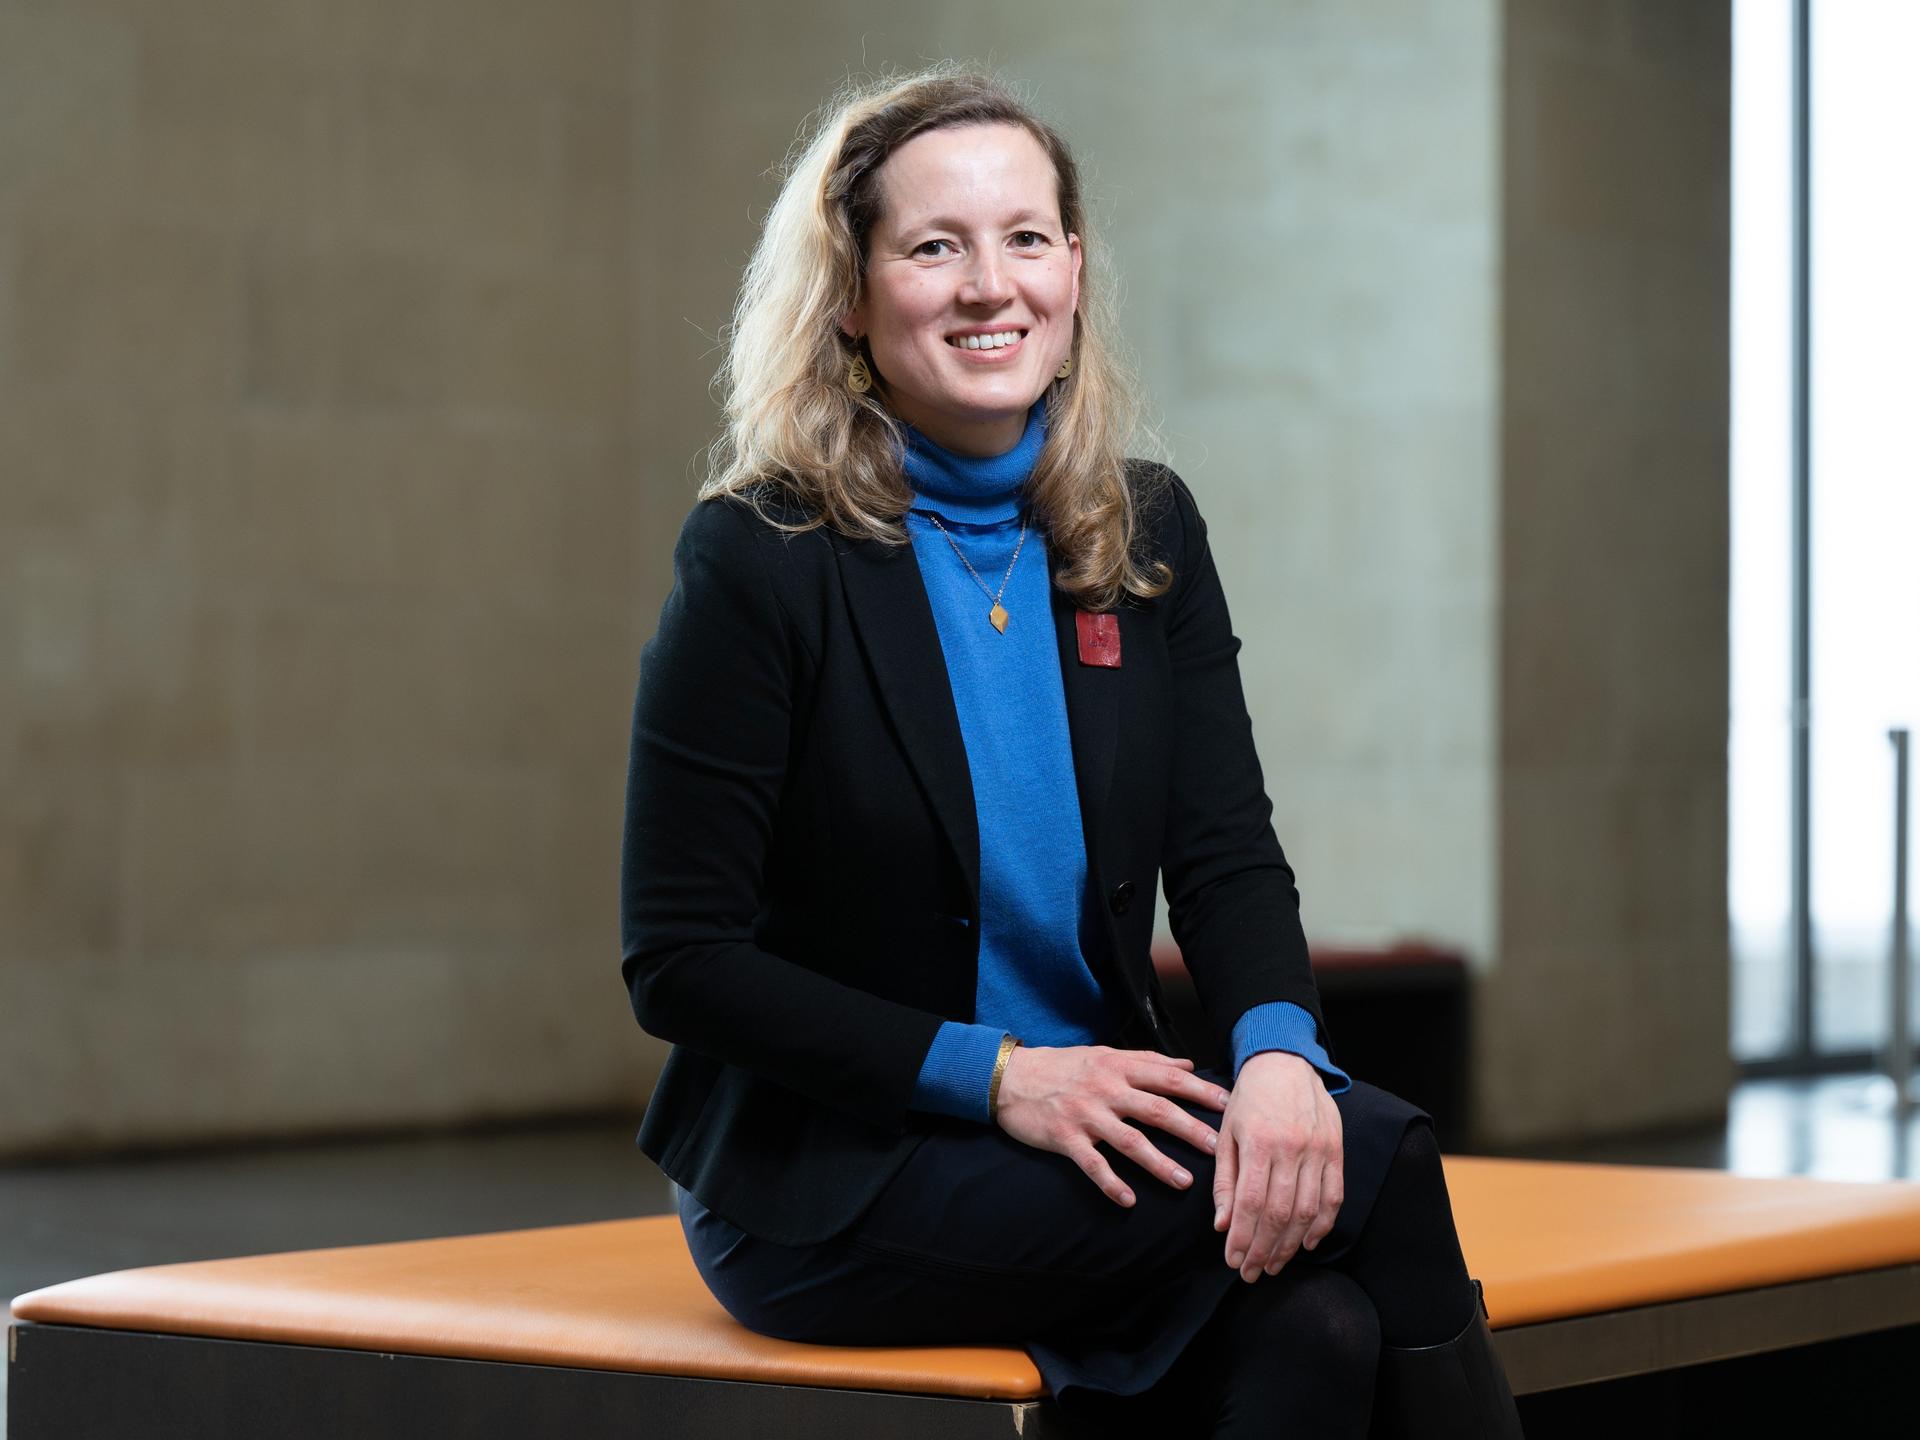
top-left (1076, 611), bottom-right (1121, 668)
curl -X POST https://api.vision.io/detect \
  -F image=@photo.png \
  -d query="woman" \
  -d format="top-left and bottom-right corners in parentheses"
top-left (620, 67), bottom-right (1522, 1437)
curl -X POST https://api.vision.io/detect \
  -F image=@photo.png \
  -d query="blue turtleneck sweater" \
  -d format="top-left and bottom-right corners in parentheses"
top-left (904, 403), bottom-right (1348, 1121)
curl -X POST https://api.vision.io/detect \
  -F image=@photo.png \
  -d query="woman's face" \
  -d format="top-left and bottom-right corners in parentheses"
top-left (843, 122), bottom-right (1082, 457)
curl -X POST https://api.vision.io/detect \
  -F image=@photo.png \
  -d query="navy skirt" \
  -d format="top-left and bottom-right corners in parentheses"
top-left (678, 1070), bottom-right (1427, 1410)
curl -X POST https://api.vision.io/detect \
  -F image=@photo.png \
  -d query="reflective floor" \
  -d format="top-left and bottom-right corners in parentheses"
top-left (1493, 1073), bottom-right (1920, 1181)
top-left (5, 1075), bottom-right (1919, 1436)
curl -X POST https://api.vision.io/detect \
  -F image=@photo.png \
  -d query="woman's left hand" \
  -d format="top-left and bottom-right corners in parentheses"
top-left (1211, 1051), bottom-right (1344, 1283)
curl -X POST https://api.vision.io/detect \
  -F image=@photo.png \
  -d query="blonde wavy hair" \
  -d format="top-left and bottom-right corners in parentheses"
top-left (700, 66), bottom-right (1171, 611)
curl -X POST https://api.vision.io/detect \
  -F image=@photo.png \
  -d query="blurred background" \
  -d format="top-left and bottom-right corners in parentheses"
top-left (2, 0), bottom-right (1915, 1404)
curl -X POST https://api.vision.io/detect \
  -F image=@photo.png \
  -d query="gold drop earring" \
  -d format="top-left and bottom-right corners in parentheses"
top-left (847, 347), bottom-right (873, 394)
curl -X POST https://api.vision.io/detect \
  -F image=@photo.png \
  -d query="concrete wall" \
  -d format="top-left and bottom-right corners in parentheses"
top-left (0, 0), bottom-right (647, 1153)
top-left (1483, 0), bottom-right (1733, 1142)
top-left (0, 0), bottom-right (1731, 1155)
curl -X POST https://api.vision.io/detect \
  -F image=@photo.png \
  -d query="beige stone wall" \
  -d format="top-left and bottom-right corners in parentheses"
top-left (1482, 0), bottom-right (1733, 1142)
top-left (0, 0), bottom-right (1731, 1154)
top-left (0, 0), bottom-right (647, 1153)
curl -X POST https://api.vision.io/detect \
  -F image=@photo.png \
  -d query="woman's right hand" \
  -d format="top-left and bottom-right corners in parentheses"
top-left (994, 1045), bottom-right (1231, 1207)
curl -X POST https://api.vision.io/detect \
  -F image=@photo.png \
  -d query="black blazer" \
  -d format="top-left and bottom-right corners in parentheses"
top-left (619, 462), bottom-right (1330, 1245)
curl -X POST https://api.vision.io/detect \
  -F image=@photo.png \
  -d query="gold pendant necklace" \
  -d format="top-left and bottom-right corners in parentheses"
top-left (925, 513), bottom-right (1028, 633)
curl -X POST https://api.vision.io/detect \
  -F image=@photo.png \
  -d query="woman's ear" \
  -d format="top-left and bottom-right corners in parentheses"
top-left (1067, 233), bottom-right (1083, 313)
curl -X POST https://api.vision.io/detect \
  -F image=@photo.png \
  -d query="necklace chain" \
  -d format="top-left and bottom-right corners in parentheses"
top-left (924, 512), bottom-right (1027, 633)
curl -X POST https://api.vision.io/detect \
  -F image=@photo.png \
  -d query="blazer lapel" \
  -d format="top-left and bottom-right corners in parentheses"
top-left (1052, 588), bottom-right (1120, 877)
top-left (837, 535), bottom-right (982, 911)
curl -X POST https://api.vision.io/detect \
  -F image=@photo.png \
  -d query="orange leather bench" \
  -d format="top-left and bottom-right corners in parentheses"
top-left (12, 1159), bottom-right (1920, 1437)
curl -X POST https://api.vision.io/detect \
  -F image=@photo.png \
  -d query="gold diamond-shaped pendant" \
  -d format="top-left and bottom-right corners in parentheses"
top-left (989, 603), bottom-right (1010, 633)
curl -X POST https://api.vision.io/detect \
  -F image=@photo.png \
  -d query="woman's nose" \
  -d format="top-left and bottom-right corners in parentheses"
top-left (958, 252), bottom-right (1013, 305)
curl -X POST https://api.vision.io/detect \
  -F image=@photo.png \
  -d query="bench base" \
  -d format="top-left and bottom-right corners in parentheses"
top-left (1517, 1323), bottom-right (1920, 1436)
top-left (6, 1323), bottom-right (1065, 1440)
top-left (1498, 1260), bottom-right (1920, 1392)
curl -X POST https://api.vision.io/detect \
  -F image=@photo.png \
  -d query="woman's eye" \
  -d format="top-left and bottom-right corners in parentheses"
top-left (913, 239), bottom-right (956, 258)
top-left (1011, 231), bottom-right (1048, 249)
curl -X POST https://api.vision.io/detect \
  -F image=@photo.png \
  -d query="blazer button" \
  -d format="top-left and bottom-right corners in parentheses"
top-left (1109, 881), bottom-right (1135, 916)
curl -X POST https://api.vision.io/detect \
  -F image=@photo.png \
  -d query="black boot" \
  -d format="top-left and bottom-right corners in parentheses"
top-left (1369, 1280), bottom-right (1523, 1438)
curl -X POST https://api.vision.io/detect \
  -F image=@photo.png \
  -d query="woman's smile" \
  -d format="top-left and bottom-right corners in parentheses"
top-left (945, 326), bottom-right (1029, 357)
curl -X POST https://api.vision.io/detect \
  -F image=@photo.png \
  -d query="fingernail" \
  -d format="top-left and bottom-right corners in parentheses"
top-left (1120, 1190), bottom-right (1135, 1206)
top-left (1213, 1205), bottom-right (1226, 1227)
top-left (1228, 1249), bottom-right (1244, 1268)
top-left (1173, 1167), bottom-right (1191, 1186)
top-left (1204, 1131), bottom-right (1218, 1151)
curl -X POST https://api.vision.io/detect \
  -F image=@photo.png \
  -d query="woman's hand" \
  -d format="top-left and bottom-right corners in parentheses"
top-left (1212, 1052), bottom-right (1344, 1283)
top-left (994, 1045), bottom-right (1230, 1207)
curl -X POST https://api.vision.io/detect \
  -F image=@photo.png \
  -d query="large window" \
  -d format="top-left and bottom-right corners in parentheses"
top-left (1731, 0), bottom-right (1920, 1067)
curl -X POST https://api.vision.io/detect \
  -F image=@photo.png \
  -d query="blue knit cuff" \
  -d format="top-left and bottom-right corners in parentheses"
top-left (911, 1021), bottom-right (1013, 1123)
top-left (1231, 1001), bottom-right (1351, 1094)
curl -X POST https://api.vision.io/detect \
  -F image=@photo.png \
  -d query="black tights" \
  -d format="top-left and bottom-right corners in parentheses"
top-left (1069, 1121), bottom-right (1475, 1438)
top-left (1331, 1118), bottom-right (1476, 1348)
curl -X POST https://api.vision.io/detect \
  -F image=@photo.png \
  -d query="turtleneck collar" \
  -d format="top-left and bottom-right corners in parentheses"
top-left (902, 401), bottom-right (1047, 526)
